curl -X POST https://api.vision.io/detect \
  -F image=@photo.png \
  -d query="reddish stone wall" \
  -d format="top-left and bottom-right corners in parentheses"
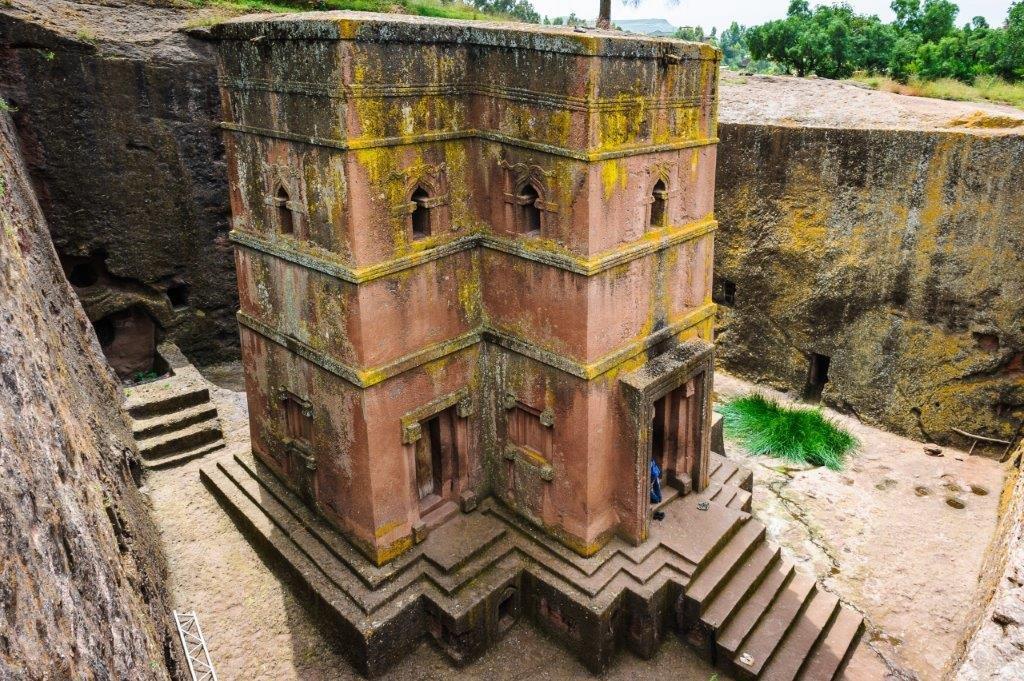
top-left (216, 12), bottom-right (720, 564)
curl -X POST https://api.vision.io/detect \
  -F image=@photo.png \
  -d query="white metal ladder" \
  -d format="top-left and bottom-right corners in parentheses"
top-left (173, 610), bottom-right (218, 681)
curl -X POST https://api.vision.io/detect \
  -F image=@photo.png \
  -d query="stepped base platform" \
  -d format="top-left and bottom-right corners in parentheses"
top-left (201, 451), bottom-right (863, 679)
top-left (124, 342), bottom-right (225, 468)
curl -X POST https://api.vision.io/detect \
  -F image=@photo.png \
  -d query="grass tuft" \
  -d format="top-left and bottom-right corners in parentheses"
top-left (849, 72), bottom-right (1024, 109)
top-left (186, 0), bottom-right (506, 22)
top-left (717, 394), bottom-right (857, 470)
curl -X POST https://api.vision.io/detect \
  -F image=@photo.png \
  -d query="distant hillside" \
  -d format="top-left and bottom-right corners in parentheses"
top-left (612, 18), bottom-right (677, 35)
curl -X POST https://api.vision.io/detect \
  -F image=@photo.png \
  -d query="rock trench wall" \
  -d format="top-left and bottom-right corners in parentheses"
top-left (714, 123), bottom-right (1024, 445)
top-left (0, 4), bottom-right (237, 369)
top-left (953, 441), bottom-right (1024, 678)
top-left (0, 110), bottom-right (179, 678)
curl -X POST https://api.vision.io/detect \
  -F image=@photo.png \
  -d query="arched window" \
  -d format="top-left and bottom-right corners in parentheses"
top-left (649, 179), bottom-right (667, 229)
top-left (517, 183), bottom-right (542, 236)
top-left (410, 185), bottom-right (431, 240)
top-left (275, 185), bottom-right (294, 235)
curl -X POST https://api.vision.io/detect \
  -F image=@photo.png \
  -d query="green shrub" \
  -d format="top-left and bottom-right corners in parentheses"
top-left (717, 393), bottom-right (857, 470)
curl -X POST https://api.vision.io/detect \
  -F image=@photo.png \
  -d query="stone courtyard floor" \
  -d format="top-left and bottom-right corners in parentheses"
top-left (143, 361), bottom-right (1003, 680)
top-left (713, 373), bottom-right (1006, 680)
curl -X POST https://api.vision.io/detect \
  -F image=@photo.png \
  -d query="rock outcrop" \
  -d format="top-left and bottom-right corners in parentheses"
top-left (714, 74), bottom-right (1024, 446)
top-left (0, 0), bottom-right (237, 369)
top-left (953, 440), bottom-right (1024, 679)
top-left (0, 109), bottom-right (179, 678)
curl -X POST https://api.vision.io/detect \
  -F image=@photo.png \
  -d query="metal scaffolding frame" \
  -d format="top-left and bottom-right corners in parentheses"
top-left (173, 610), bottom-right (218, 681)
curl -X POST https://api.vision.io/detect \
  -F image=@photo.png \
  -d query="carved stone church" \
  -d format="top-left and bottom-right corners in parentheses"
top-left (204, 12), bottom-right (864, 679)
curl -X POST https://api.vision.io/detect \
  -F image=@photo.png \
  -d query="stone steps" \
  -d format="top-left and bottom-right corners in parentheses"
top-left (126, 383), bottom-right (210, 419)
top-left (124, 346), bottom-right (224, 468)
top-left (133, 402), bottom-right (219, 439)
top-left (759, 590), bottom-right (840, 681)
top-left (683, 455), bottom-right (862, 680)
top-left (684, 520), bottom-right (765, 620)
top-left (145, 440), bottom-right (225, 470)
top-left (708, 452), bottom-right (754, 492)
top-left (700, 543), bottom-right (780, 631)
top-left (683, 514), bottom-right (862, 681)
top-left (137, 420), bottom-right (223, 461)
top-left (706, 482), bottom-right (753, 512)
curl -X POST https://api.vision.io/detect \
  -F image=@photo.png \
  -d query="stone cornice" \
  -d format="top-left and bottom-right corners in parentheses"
top-left (229, 217), bottom-right (717, 284)
top-left (236, 303), bottom-right (716, 388)
top-left (218, 77), bottom-right (714, 112)
top-left (212, 13), bottom-right (723, 62)
top-left (220, 121), bottom-right (718, 162)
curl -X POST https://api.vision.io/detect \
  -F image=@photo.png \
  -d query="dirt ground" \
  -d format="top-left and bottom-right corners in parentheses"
top-left (145, 362), bottom-right (1003, 680)
top-left (719, 71), bottom-right (1024, 132)
top-left (713, 372), bottom-right (1007, 680)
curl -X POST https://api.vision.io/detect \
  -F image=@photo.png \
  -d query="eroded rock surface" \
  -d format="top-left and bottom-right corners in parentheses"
top-left (714, 77), bottom-right (1024, 444)
top-left (954, 440), bottom-right (1024, 680)
top-left (0, 0), bottom-right (237, 367)
top-left (0, 111), bottom-right (179, 678)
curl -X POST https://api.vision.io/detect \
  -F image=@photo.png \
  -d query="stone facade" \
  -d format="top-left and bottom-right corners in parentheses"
top-left (216, 12), bottom-right (720, 565)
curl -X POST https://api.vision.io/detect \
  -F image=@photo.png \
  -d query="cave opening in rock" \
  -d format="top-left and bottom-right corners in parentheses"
top-left (67, 261), bottom-right (100, 287)
top-left (167, 282), bottom-right (190, 311)
top-left (803, 352), bottom-right (831, 403)
top-left (972, 331), bottom-right (999, 352)
top-left (61, 251), bottom-right (108, 289)
top-left (715, 279), bottom-right (736, 307)
top-left (91, 306), bottom-right (160, 380)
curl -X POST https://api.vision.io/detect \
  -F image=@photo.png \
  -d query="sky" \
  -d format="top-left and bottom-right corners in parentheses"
top-left (528, 0), bottom-right (1017, 34)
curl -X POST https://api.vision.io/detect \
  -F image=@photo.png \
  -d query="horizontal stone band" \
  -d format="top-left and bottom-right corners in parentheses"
top-left (237, 303), bottom-right (716, 388)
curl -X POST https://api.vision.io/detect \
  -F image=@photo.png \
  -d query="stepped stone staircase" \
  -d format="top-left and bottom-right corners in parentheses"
top-left (125, 343), bottom-right (225, 469)
top-left (201, 448), bottom-right (865, 679)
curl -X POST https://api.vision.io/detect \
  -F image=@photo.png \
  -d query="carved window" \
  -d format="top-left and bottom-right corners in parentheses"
top-left (282, 391), bottom-right (312, 443)
top-left (649, 179), bottom-right (667, 229)
top-left (516, 183), bottom-right (542, 236)
top-left (410, 185), bottom-right (432, 240)
top-left (273, 185), bottom-right (295, 235)
top-left (508, 403), bottom-right (550, 458)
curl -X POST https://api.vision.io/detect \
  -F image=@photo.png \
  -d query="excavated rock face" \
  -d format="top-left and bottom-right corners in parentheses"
top-left (714, 122), bottom-right (1024, 445)
top-left (0, 0), bottom-right (237, 369)
top-left (0, 111), bottom-right (179, 678)
top-left (954, 442), bottom-right (1024, 678)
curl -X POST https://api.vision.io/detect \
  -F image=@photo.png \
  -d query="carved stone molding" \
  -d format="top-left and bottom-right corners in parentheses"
top-left (400, 387), bottom-right (471, 444)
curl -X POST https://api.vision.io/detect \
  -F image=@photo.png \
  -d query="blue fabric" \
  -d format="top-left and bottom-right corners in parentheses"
top-left (650, 459), bottom-right (662, 504)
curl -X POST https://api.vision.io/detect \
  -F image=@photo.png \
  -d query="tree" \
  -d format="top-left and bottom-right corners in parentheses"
top-left (918, 0), bottom-right (958, 43)
top-left (1007, 1), bottom-right (1024, 79)
top-left (597, 0), bottom-right (611, 29)
top-left (472, 0), bottom-right (540, 22)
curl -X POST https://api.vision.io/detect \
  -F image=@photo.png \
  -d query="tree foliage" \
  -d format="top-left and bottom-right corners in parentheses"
top-left (675, 22), bottom-right (780, 72)
top-left (735, 0), bottom-right (1024, 82)
top-left (471, 0), bottom-right (539, 22)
